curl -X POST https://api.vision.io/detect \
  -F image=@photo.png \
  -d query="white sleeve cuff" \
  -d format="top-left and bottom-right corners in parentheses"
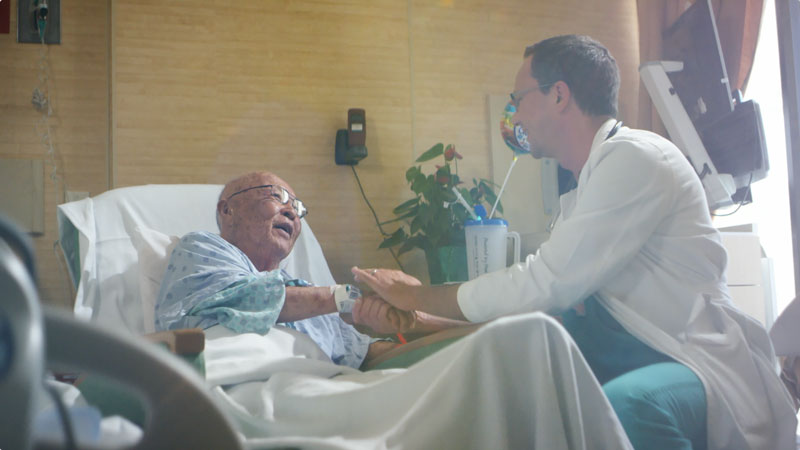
top-left (456, 279), bottom-right (485, 323)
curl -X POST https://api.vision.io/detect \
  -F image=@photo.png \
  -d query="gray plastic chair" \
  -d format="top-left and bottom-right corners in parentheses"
top-left (0, 214), bottom-right (242, 449)
top-left (0, 215), bottom-right (44, 450)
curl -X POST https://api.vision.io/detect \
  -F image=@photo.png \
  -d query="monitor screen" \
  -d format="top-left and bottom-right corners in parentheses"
top-left (662, 0), bottom-right (734, 133)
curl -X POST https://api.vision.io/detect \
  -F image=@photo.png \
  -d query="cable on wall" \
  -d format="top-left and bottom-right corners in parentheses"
top-left (32, 16), bottom-right (73, 306)
top-left (32, 25), bottom-right (67, 209)
top-left (350, 165), bottom-right (406, 272)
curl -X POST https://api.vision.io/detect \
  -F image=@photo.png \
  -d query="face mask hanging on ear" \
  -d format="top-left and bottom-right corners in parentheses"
top-left (500, 102), bottom-right (531, 156)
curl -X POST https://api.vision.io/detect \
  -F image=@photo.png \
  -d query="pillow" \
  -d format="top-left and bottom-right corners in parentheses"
top-left (57, 185), bottom-right (224, 334)
top-left (132, 227), bottom-right (180, 334)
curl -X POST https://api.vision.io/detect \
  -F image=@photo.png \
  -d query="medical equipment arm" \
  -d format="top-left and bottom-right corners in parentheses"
top-left (42, 307), bottom-right (242, 450)
top-left (639, 61), bottom-right (736, 209)
top-left (0, 239), bottom-right (44, 450)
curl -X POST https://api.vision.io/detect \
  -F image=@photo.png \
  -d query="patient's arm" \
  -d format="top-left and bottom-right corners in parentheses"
top-left (404, 311), bottom-right (471, 339)
top-left (361, 340), bottom-right (400, 369)
top-left (361, 323), bottom-right (484, 370)
top-left (278, 286), bottom-right (338, 322)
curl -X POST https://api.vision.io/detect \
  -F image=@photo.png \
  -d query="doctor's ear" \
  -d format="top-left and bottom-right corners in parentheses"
top-left (552, 81), bottom-right (570, 109)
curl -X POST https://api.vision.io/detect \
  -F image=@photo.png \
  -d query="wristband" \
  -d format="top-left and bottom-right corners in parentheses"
top-left (333, 284), bottom-right (361, 313)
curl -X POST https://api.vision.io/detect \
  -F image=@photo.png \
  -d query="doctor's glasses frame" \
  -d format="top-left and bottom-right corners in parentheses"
top-left (510, 82), bottom-right (554, 108)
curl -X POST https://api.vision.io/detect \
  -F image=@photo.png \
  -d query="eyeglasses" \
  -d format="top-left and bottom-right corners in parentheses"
top-left (227, 184), bottom-right (308, 219)
top-left (509, 83), bottom-right (553, 108)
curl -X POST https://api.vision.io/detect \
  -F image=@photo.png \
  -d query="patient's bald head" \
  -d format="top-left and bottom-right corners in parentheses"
top-left (217, 172), bottom-right (302, 271)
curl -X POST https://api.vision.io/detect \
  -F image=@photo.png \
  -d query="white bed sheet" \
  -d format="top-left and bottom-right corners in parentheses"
top-left (204, 313), bottom-right (632, 450)
top-left (56, 185), bottom-right (632, 448)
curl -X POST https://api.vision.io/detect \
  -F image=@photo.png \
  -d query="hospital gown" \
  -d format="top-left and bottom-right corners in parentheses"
top-left (154, 231), bottom-right (372, 369)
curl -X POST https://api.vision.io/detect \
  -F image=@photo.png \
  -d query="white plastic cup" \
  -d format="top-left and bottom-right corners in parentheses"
top-left (465, 218), bottom-right (521, 280)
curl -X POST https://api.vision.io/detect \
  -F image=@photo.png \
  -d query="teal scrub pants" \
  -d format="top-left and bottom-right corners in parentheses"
top-left (561, 297), bottom-right (707, 450)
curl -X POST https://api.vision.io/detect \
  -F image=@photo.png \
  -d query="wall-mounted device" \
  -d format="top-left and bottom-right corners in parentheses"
top-left (641, 0), bottom-right (768, 210)
top-left (17, 0), bottom-right (60, 44)
top-left (335, 108), bottom-right (367, 165)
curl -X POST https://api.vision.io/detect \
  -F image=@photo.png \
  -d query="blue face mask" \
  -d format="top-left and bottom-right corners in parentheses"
top-left (500, 102), bottom-right (531, 155)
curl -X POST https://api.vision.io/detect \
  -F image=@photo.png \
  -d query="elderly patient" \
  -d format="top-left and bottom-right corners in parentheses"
top-left (154, 171), bottom-right (411, 368)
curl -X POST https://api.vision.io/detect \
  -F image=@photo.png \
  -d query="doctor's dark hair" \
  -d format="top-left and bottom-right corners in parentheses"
top-left (524, 35), bottom-right (619, 117)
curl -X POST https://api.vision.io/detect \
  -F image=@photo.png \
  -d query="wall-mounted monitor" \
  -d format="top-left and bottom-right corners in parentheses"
top-left (661, 0), bottom-right (768, 204)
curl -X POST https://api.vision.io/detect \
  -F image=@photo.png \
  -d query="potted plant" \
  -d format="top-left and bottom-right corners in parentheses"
top-left (379, 143), bottom-right (502, 284)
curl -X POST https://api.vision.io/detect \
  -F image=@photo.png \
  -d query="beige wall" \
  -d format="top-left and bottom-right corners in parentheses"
top-left (111, 0), bottom-right (640, 285)
top-left (0, 0), bottom-right (109, 307)
top-left (3, 0), bottom-right (640, 305)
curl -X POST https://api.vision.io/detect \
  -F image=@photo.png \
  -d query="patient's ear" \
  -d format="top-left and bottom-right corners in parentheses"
top-left (218, 199), bottom-right (230, 215)
top-left (217, 199), bottom-right (233, 229)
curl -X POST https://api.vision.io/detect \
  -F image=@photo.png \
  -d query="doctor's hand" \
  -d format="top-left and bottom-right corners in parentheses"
top-left (349, 294), bottom-right (416, 335)
top-left (351, 266), bottom-right (422, 312)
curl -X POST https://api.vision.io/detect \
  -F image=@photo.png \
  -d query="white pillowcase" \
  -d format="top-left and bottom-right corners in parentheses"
top-left (131, 226), bottom-right (180, 334)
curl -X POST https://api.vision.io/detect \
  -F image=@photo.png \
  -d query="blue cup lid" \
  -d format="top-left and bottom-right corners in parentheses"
top-left (465, 218), bottom-right (508, 226)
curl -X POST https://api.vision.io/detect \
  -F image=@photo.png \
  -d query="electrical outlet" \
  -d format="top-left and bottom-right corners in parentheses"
top-left (17, 0), bottom-right (60, 44)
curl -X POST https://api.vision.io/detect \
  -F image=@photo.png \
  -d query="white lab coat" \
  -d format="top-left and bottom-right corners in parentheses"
top-left (457, 119), bottom-right (797, 449)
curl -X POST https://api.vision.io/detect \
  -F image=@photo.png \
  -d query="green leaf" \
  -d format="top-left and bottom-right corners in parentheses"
top-left (405, 166), bottom-right (421, 182)
top-left (380, 208), bottom-right (417, 225)
top-left (420, 175), bottom-right (437, 203)
top-left (453, 205), bottom-right (468, 224)
top-left (410, 172), bottom-right (427, 194)
top-left (378, 228), bottom-right (406, 248)
top-left (480, 180), bottom-right (503, 214)
top-left (415, 143), bottom-right (444, 163)
top-left (458, 187), bottom-right (474, 205)
top-left (399, 235), bottom-right (428, 256)
top-left (470, 186), bottom-right (482, 203)
top-left (442, 187), bottom-right (457, 203)
top-left (392, 197), bottom-right (419, 215)
top-left (397, 239), bottom-right (417, 256)
top-left (481, 188), bottom-right (499, 212)
top-left (410, 214), bottom-right (423, 235)
top-left (419, 202), bottom-right (434, 225)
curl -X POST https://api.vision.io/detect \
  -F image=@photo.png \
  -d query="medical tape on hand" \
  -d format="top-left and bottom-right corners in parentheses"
top-left (332, 284), bottom-right (361, 313)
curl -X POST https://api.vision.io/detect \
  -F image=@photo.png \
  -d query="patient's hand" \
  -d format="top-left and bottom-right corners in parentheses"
top-left (350, 293), bottom-right (416, 335)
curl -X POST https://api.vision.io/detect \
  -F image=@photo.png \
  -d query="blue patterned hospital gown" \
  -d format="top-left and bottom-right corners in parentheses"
top-left (154, 231), bottom-right (372, 368)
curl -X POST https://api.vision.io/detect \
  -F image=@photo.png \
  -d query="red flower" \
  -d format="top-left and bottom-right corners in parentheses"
top-left (444, 144), bottom-right (463, 161)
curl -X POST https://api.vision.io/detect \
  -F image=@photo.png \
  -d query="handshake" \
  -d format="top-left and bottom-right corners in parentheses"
top-left (335, 268), bottom-right (422, 336)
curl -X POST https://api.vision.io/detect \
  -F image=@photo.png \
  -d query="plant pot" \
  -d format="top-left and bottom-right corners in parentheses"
top-left (425, 245), bottom-right (468, 285)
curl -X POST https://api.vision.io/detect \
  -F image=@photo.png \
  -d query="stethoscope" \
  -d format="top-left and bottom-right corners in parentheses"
top-left (545, 120), bottom-right (623, 232)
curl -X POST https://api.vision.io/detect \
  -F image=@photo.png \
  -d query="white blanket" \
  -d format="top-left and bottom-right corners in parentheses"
top-left (204, 313), bottom-right (632, 450)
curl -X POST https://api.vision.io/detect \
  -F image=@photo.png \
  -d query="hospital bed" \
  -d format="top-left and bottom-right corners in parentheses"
top-left (5, 184), bottom-right (633, 449)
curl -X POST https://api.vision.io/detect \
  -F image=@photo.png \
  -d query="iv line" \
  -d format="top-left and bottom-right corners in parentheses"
top-left (489, 155), bottom-right (518, 219)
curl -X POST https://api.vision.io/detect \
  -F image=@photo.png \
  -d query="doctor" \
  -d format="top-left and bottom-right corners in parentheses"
top-left (354, 35), bottom-right (796, 449)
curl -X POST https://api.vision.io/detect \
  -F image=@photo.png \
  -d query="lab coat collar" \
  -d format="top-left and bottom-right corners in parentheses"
top-left (589, 118), bottom-right (622, 152)
top-left (574, 118), bottom-right (622, 186)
